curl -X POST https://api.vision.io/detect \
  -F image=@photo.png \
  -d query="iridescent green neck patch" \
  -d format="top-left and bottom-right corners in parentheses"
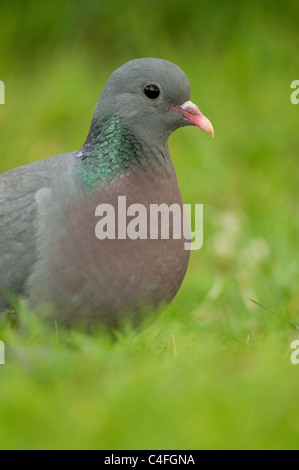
top-left (75, 117), bottom-right (144, 192)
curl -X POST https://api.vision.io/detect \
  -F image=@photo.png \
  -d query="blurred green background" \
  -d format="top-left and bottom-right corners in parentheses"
top-left (0, 0), bottom-right (299, 450)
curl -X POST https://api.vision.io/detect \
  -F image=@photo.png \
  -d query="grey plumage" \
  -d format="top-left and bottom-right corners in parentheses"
top-left (0, 58), bottom-right (213, 326)
top-left (0, 154), bottom-right (71, 308)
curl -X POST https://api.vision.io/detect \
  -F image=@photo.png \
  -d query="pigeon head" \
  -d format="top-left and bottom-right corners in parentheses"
top-left (78, 58), bottom-right (214, 191)
top-left (93, 58), bottom-right (214, 142)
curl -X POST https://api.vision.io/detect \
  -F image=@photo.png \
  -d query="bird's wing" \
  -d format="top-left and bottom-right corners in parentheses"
top-left (0, 161), bottom-right (49, 306)
top-left (0, 153), bottom-right (74, 308)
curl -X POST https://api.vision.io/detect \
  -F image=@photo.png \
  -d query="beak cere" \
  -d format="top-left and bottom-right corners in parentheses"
top-left (172, 100), bottom-right (214, 137)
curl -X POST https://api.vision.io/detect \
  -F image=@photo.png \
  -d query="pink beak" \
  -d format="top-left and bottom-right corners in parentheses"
top-left (172, 100), bottom-right (214, 137)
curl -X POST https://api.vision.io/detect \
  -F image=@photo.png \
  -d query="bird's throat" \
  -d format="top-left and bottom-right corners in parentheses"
top-left (75, 116), bottom-right (155, 192)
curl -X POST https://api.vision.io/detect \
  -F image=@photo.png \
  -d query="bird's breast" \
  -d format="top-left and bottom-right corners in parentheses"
top-left (32, 167), bottom-right (190, 325)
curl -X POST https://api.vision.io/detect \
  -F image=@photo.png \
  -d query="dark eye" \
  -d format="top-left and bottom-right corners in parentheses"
top-left (143, 84), bottom-right (160, 99)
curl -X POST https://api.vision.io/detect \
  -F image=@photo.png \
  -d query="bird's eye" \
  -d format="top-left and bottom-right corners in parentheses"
top-left (143, 84), bottom-right (160, 100)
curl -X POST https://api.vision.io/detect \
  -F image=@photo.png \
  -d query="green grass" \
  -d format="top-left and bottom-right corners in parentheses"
top-left (0, 301), bottom-right (298, 450)
top-left (0, 0), bottom-right (299, 450)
